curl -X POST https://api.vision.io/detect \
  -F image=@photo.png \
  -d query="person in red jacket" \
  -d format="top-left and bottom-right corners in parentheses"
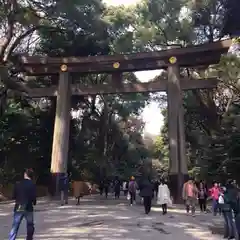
top-left (209, 182), bottom-right (221, 216)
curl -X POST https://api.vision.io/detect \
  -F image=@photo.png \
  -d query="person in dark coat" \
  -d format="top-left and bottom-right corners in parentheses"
top-left (114, 177), bottom-right (121, 199)
top-left (139, 177), bottom-right (153, 214)
top-left (231, 180), bottom-right (240, 239)
top-left (9, 169), bottom-right (36, 240)
top-left (99, 180), bottom-right (104, 196)
top-left (103, 178), bottom-right (109, 198)
top-left (59, 173), bottom-right (69, 206)
top-left (224, 180), bottom-right (240, 239)
top-left (198, 181), bottom-right (208, 213)
top-left (154, 180), bottom-right (159, 198)
top-left (220, 182), bottom-right (237, 240)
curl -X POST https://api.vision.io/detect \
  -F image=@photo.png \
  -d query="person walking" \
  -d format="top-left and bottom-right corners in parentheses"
top-left (182, 178), bottom-right (198, 216)
top-left (198, 181), bottom-right (208, 213)
top-left (128, 176), bottom-right (137, 205)
top-left (224, 180), bottom-right (240, 239)
top-left (220, 184), bottom-right (236, 239)
top-left (114, 177), bottom-right (121, 199)
top-left (154, 180), bottom-right (159, 199)
top-left (157, 179), bottom-right (171, 215)
top-left (59, 173), bottom-right (69, 206)
top-left (104, 178), bottom-right (109, 198)
top-left (99, 180), bottom-right (104, 196)
top-left (9, 169), bottom-right (36, 240)
top-left (123, 181), bottom-right (128, 196)
top-left (210, 182), bottom-right (221, 216)
top-left (139, 177), bottom-right (153, 214)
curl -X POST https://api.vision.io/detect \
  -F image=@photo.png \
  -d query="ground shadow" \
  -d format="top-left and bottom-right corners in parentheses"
top-left (0, 195), bottom-right (222, 240)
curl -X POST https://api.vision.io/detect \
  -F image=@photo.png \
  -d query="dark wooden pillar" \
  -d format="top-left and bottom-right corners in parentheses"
top-left (178, 102), bottom-right (188, 185)
top-left (50, 71), bottom-right (71, 197)
top-left (167, 64), bottom-right (188, 202)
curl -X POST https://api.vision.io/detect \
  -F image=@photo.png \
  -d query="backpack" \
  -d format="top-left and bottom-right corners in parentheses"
top-left (64, 177), bottom-right (68, 185)
top-left (129, 181), bottom-right (136, 192)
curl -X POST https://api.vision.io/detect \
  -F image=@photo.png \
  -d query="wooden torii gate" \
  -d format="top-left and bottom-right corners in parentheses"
top-left (19, 39), bottom-right (231, 201)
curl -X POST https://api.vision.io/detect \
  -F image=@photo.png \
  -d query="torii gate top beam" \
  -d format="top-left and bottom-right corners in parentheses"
top-left (19, 39), bottom-right (231, 75)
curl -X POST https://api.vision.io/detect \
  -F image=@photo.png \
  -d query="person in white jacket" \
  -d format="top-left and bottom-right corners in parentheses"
top-left (157, 179), bottom-right (171, 215)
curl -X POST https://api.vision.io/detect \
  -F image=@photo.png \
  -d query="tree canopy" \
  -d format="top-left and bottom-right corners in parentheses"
top-left (0, 0), bottom-right (151, 186)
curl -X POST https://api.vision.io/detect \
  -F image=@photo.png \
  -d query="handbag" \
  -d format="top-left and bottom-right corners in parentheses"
top-left (127, 192), bottom-right (131, 200)
top-left (218, 195), bottom-right (224, 204)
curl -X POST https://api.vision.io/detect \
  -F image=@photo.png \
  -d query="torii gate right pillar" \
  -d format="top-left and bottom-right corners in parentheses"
top-left (167, 64), bottom-right (188, 203)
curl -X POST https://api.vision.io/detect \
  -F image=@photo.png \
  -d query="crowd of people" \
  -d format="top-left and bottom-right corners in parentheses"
top-left (182, 178), bottom-right (240, 239)
top-left (100, 176), bottom-right (240, 239)
top-left (7, 169), bottom-right (240, 240)
top-left (98, 176), bottom-right (172, 215)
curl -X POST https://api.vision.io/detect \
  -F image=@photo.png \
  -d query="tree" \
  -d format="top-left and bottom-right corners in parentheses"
top-left (34, 0), bottom-right (151, 182)
top-left (0, 0), bottom-right (150, 189)
top-left (129, 0), bottom-right (240, 182)
top-left (0, 1), bottom-right (56, 97)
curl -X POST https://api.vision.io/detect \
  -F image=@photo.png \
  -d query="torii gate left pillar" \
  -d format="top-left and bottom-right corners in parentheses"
top-left (50, 69), bottom-right (71, 197)
top-left (167, 64), bottom-right (188, 203)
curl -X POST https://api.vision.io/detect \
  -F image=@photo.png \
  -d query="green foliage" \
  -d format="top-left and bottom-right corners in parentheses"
top-left (38, 0), bottom-right (110, 57)
top-left (133, 0), bottom-right (240, 183)
top-left (0, 99), bottom-right (55, 184)
top-left (104, 5), bottom-right (136, 53)
top-left (152, 136), bottom-right (165, 158)
top-left (0, 0), bottom-right (153, 187)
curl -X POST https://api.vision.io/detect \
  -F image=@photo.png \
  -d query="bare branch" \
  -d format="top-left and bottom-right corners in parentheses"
top-left (4, 25), bottom-right (61, 62)
top-left (3, 26), bottom-right (38, 61)
top-left (0, 1), bottom-right (16, 60)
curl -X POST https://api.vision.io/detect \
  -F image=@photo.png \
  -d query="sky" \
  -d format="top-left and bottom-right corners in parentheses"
top-left (104, 0), bottom-right (164, 135)
top-left (136, 71), bottom-right (164, 135)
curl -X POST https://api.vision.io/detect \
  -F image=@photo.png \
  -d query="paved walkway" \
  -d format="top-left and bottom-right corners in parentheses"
top-left (0, 195), bottom-right (224, 239)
